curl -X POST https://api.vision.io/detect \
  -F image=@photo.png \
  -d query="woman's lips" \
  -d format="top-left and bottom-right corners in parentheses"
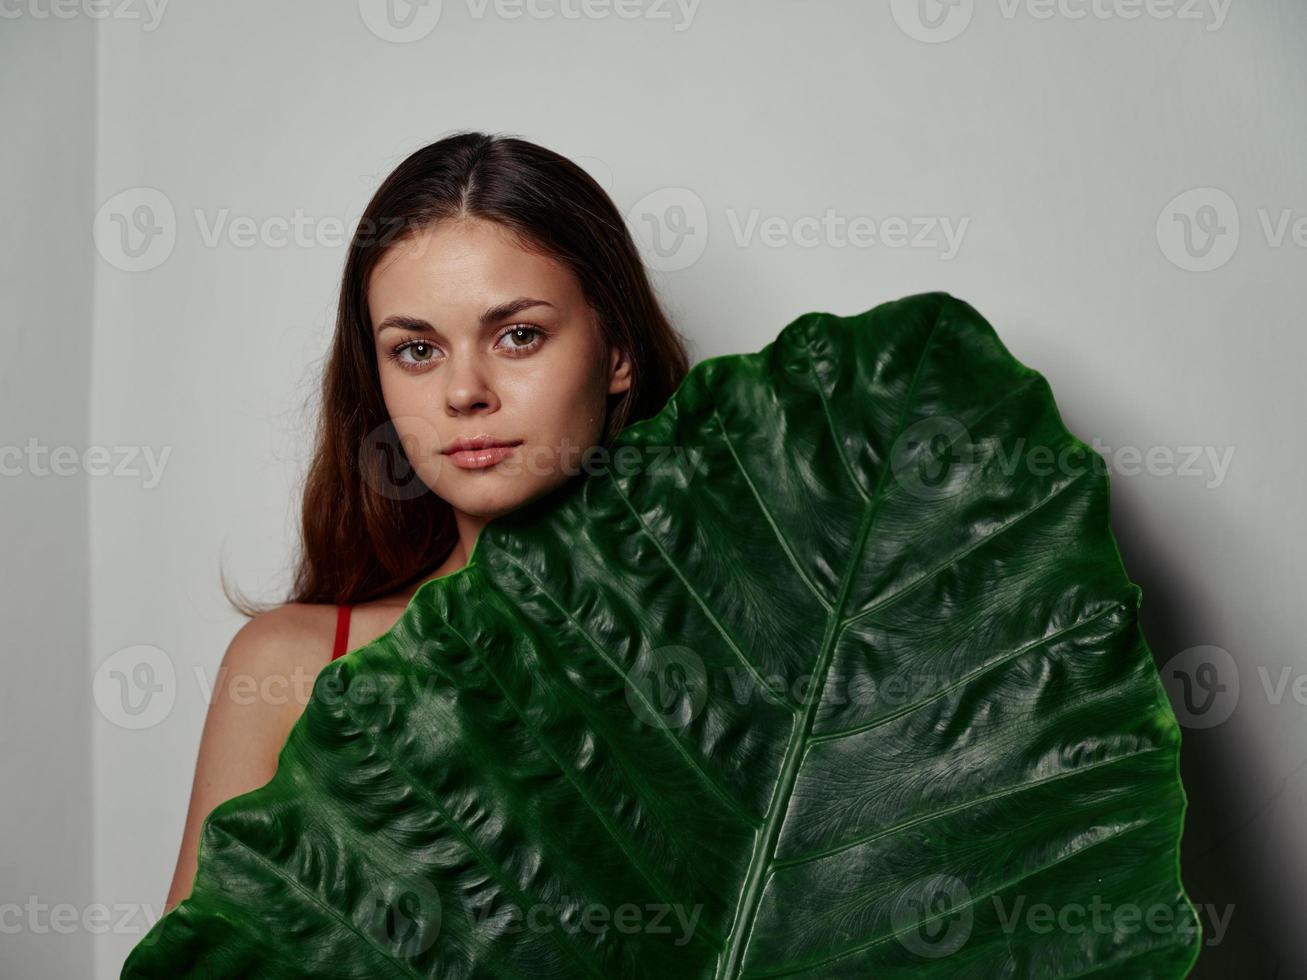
top-left (444, 443), bottom-right (520, 470)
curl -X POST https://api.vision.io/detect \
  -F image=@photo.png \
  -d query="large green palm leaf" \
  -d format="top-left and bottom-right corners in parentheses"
top-left (123, 292), bottom-right (1200, 978)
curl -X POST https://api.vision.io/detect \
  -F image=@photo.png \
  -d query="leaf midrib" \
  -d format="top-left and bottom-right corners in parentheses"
top-left (713, 311), bottom-right (946, 978)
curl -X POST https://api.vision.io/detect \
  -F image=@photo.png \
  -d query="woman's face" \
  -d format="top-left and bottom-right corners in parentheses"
top-left (367, 216), bottom-right (631, 519)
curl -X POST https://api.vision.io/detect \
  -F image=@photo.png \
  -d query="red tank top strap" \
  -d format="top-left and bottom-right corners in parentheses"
top-left (331, 604), bottom-right (352, 661)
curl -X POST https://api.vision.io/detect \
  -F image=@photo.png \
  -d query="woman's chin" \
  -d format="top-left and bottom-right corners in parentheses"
top-left (441, 473), bottom-right (572, 520)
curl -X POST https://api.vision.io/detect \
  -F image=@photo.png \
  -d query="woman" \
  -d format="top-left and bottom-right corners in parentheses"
top-left (163, 131), bottom-right (692, 911)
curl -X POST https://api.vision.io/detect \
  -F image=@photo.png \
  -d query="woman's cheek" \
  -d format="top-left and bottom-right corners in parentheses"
top-left (517, 442), bottom-right (556, 479)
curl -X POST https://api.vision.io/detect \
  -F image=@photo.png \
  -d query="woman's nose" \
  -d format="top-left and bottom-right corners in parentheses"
top-left (443, 354), bottom-right (497, 415)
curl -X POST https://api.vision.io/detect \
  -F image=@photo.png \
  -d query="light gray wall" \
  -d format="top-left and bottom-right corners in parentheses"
top-left (4, 1), bottom-right (1303, 977)
top-left (0, 13), bottom-right (96, 979)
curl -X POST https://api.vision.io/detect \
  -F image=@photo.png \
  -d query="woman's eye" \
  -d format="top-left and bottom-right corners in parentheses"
top-left (497, 325), bottom-right (544, 354)
top-left (384, 337), bottom-right (441, 371)
top-left (398, 341), bottom-right (436, 364)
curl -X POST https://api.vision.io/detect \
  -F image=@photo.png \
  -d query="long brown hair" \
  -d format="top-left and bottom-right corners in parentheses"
top-left (224, 131), bottom-right (692, 616)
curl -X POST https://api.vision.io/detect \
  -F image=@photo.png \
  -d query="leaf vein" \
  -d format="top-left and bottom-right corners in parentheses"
top-left (442, 618), bottom-right (725, 951)
top-left (496, 548), bottom-right (761, 828)
top-left (771, 743), bottom-right (1168, 872)
top-left (709, 400), bottom-right (833, 614)
top-left (332, 673), bottom-right (610, 979)
top-left (842, 466), bottom-right (1095, 631)
top-left (811, 601), bottom-right (1125, 744)
top-left (747, 811), bottom-right (1164, 978)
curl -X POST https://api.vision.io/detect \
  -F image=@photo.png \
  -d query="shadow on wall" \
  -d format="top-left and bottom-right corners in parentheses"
top-left (1107, 470), bottom-right (1294, 979)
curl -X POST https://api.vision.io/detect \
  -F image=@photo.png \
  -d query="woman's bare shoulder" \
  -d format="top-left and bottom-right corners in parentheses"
top-left (223, 581), bottom-right (440, 678)
top-left (163, 602), bottom-right (339, 912)
top-left (221, 602), bottom-right (339, 678)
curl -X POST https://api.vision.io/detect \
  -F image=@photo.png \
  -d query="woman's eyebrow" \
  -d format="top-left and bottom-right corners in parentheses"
top-left (374, 297), bottom-right (558, 336)
top-left (482, 296), bottom-right (558, 323)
